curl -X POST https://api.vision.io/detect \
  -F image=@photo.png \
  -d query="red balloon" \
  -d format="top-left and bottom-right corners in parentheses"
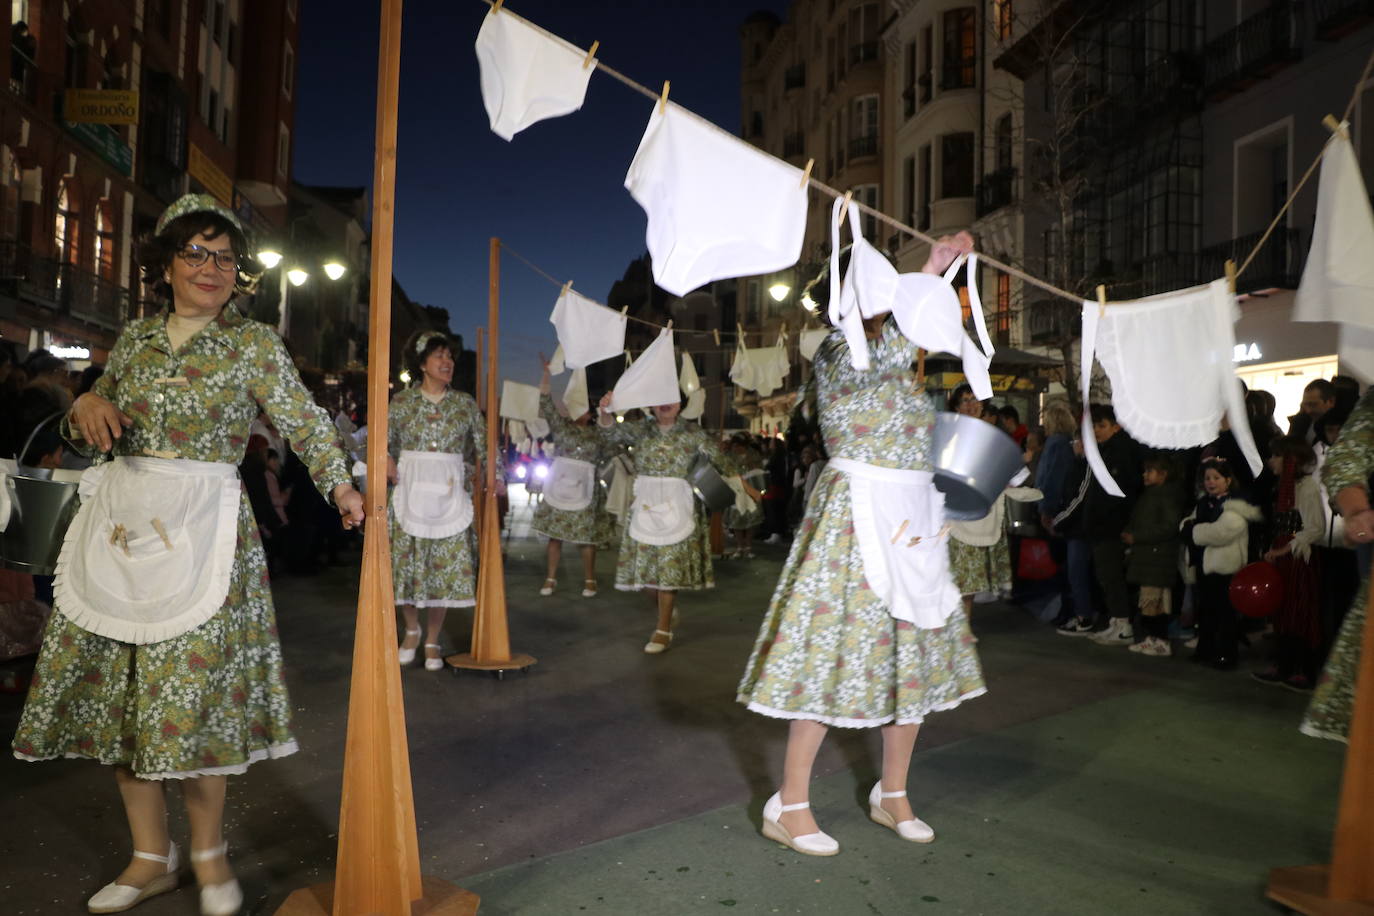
top-left (1229, 561), bottom-right (1285, 618)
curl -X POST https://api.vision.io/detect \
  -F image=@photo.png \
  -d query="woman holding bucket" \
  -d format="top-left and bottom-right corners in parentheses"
top-left (386, 330), bottom-right (493, 671)
top-left (532, 356), bottom-right (614, 597)
top-left (736, 233), bottom-right (984, 857)
top-left (11, 194), bottom-right (364, 915)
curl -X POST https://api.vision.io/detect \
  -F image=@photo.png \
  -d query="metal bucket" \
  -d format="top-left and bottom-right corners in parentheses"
top-left (0, 468), bottom-right (83, 576)
top-left (1005, 493), bottom-right (1047, 537)
top-left (687, 452), bottom-right (734, 513)
top-left (931, 412), bottom-right (1026, 521)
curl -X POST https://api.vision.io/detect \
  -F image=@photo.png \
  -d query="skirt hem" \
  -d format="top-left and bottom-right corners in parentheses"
top-left (395, 598), bottom-right (475, 608)
top-left (13, 739), bottom-right (300, 780)
top-left (741, 687), bottom-right (987, 729)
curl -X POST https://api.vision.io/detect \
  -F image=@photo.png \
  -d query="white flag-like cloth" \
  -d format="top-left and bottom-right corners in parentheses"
top-left (562, 367), bottom-right (589, 420)
top-left (799, 327), bottom-right (830, 362)
top-left (548, 344), bottom-right (566, 375)
top-left (679, 352), bottom-right (700, 395)
top-left (610, 328), bottom-right (680, 412)
top-left (550, 287), bottom-right (628, 369)
top-left (681, 388), bottom-right (707, 420)
top-left (1294, 124), bottom-right (1374, 330)
top-left (1079, 279), bottom-right (1261, 496)
top-left (499, 380), bottom-right (541, 421)
top-left (475, 8), bottom-right (595, 141)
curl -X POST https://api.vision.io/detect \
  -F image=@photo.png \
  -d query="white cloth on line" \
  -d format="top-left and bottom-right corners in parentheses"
top-left (1294, 124), bottom-right (1374, 330)
top-left (625, 101), bottom-right (808, 297)
top-left (730, 337), bottom-right (789, 396)
top-left (500, 380), bottom-right (541, 421)
top-left (610, 328), bottom-right (681, 411)
top-left (1079, 279), bottom-right (1261, 497)
top-left (562, 367), bottom-right (589, 420)
top-left (679, 352), bottom-right (700, 395)
top-left (526, 417), bottom-right (551, 440)
top-left (549, 344), bottom-right (566, 375)
top-left (799, 327), bottom-right (830, 362)
top-left (681, 387), bottom-right (707, 421)
top-left (550, 287), bottom-right (628, 370)
top-left (474, 8), bottom-right (595, 141)
top-left (831, 458), bottom-right (960, 629)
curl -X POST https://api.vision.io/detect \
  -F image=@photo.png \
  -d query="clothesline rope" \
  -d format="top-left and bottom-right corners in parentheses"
top-left (479, 0), bottom-right (1374, 306)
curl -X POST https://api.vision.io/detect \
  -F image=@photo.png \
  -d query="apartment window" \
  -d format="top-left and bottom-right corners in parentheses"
top-left (903, 42), bottom-right (916, 118)
top-left (1235, 123), bottom-right (1290, 236)
top-left (903, 155), bottom-right (916, 226)
top-left (995, 114), bottom-right (1013, 171)
top-left (854, 184), bottom-right (879, 242)
top-left (994, 0), bottom-right (1014, 41)
top-left (995, 272), bottom-right (1011, 343)
top-left (64, 20), bottom-right (88, 89)
top-left (208, 88), bottom-right (220, 130)
top-left (847, 3), bottom-right (879, 65)
top-left (95, 201), bottom-right (115, 279)
top-left (941, 8), bottom-right (976, 91)
top-left (277, 123), bottom-right (291, 177)
top-left (54, 179), bottom-right (77, 264)
top-left (918, 144), bottom-right (932, 229)
top-left (941, 132), bottom-right (975, 198)
top-left (213, 0), bottom-right (226, 40)
top-left (283, 43), bottom-right (294, 98)
top-left (849, 95), bottom-right (878, 159)
top-left (919, 26), bottom-right (933, 102)
top-left (1, 148), bottom-right (19, 241)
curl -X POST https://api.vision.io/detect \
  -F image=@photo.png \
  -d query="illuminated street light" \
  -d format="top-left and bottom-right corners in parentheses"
top-left (768, 282), bottom-right (791, 302)
top-left (800, 292), bottom-right (818, 312)
top-left (287, 268), bottom-right (309, 287)
top-left (322, 261), bottom-right (347, 281)
top-left (399, 370), bottom-right (412, 385)
top-left (258, 249), bottom-right (283, 269)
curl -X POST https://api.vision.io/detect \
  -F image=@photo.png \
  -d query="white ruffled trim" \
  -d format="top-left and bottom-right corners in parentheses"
top-left (53, 459), bottom-right (241, 645)
top-left (1299, 723), bottom-right (1349, 744)
top-left (395, 597), bottom-right (475, 608)
top-left (614, 582), bottom-right (713, 592)
top-left (13, 740), bottom-right (299, 780)
top-left (746, 688), bottom-right (988, 729)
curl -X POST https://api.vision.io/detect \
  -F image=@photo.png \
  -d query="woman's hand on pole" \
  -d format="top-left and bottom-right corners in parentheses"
top-left (70, 392), bottom-right (133, 452)
top-left (386, 455), bottom-right (399, 485)
top-left (333, 484), bottom-right (366, 529)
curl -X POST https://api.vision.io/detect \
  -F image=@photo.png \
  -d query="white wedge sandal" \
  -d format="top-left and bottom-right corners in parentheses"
top-left (191, 843), bottom-right (242, 916)
top-left (87, 843), bottom-right (180, 913)
top-left (760, 792), bottom-right (839, 856)
top-left (868, 782), bottom-right (935, 843)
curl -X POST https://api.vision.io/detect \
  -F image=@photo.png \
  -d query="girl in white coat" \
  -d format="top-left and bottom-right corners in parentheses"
top-left (1181, 458), bottom-right (1262, 669)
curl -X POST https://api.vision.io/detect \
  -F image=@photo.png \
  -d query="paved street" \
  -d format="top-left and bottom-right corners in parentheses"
top-left (0, 491), bottom-right (1347, 914)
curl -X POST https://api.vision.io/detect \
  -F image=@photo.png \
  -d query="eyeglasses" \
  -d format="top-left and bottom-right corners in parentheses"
top-left (177, 244), bottom-right (240, 272)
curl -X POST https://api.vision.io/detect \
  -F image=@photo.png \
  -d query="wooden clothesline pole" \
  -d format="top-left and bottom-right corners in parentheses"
top-left (277, 0), bottom-right (477, 912)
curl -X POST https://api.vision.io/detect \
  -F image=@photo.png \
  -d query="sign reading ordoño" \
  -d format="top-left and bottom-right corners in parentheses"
top-left (63, 90), bottom-right (140, 125)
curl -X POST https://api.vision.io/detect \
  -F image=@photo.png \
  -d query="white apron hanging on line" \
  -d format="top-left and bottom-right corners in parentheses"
top-left (1079, 279), bottom-right (1261, 497)
top-left (54, 456), bottom-right (240, 645)
top-left (394, 450), bottom-right (473, 539)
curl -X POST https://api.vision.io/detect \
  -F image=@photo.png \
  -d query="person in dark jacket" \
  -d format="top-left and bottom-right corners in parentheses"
top-left (1083, 404), bottom-right (1145, 647)
top-left (1123, 453), bottom-right (1187, 656)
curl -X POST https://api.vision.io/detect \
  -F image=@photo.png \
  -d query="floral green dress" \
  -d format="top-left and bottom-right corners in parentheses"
top-left (531, 394), bottom-right (616, 548)
top-left (948, 530), bottom-right (1013, 596)
top-left (12, 305), bottom-right (350, 778)
top-left (737, 319), bottom-right (985, 727)
top-left (604, 417), bottom-right (736, 591)
top-left (388, 387), bottom-right (486, 608)
top-left (1303, 387), bottom-right (1374, 742)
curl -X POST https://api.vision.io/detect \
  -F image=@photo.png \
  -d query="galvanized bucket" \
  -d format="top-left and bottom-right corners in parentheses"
top-left (687, 451), bottom-right (734, 513)
top-left (1005, 493), bottom-right (1048, 537)
top-left (0, 468), bottom-right (83, 576)
top-left (931, 412), bottom-right (1026, 521)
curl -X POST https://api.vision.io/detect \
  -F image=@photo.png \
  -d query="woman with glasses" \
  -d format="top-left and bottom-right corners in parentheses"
top-left (11, 194), bottom-right (364, 916)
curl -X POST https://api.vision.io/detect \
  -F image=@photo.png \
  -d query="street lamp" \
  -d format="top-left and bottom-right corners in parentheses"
top-left (768, 282), bottom-right (791, 302)
top-left (322, 261), bottom-right (347, 281)
top-left (287, 268), bottom-right (309, 287)
top-left (258, 249), bottom-right (283, 269)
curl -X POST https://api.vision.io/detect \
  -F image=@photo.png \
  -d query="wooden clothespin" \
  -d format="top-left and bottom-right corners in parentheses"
top-left (491, 0), bottom-right (503, 12)
top-left (1224, 259), bottom-right (1237, 294)
top-left (800, 158), bottom-right (814, 189)
top-left (620, 305), bottom-right (628, 316)
top-left (583, 40), bottom-right (599, 69)
top-left (560, 280), bottom-right (571, 298)
top-left (154, 376), bottom-right (190, 387)
top-left (916, 347), bottom-right (927, 392)
top-left (1323, 114), bottom-right (1348, 137)
top-left (841, 190), bottom-right (853, 214)
top-left (150, 517), bottom-right (174, 552)
top-left (712, 328), bottom-right (720, 346)
top-left (659, 80), bottom-right (670, 114)
top-left (666, 319), bottom-right (673, 330)
top-left (1095, 285), bottom-right (1107, 319)
top-left (890, 519), bottom-right (909, 545)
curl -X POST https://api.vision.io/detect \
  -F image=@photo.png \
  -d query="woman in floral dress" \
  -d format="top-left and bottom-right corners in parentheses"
top-left (737, 233), bottom-right (984, 857)
top-left (724, 433), bottom-right (765, 558)
top-left (12, 194), bottom-right (363, 915)
top-left (532, 360), bottom-right (614, 597)
top-left (1303, 386), bottom-right (1374, 741)
top-left (596, 392), bottom-right (737, 653)
top-left (387, 331), bottom-right (491, 671)
top-left (946, 383), bottom-right (1013, 611)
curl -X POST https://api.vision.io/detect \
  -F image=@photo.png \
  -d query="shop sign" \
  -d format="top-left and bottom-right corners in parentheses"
top-left (63, 121), bottom-right (133, 176)
top-left (50, 344), bottom-right (91, 359)
top-left (64, 89), bottom-right (140, 125)
top-left (1233, 342), bottom-right (1263, 363)
top-left (188, 143), bottom-right (234, 206)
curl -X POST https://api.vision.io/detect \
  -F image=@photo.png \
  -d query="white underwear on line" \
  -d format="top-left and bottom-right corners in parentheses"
top-left (475, 8), bottom-right (595, 141)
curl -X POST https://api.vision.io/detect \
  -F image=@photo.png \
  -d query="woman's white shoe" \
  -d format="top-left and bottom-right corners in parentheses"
top-left (643, 629), bottom-right (674, 654)
top-left (423, 644), bottom-right (445, 671)
top-left (581, 579), bottom-right (598, 598)
top-left (87, 843), bottom-right (180, 913)
top-left (868, 782), bottom-right (934, 843)
top-left (397, 627), bottom-right (422, 665)
top-left (760, 792), bottom-right (839, 856)
top-left (539, 578), bottom-right (556, 596)
top-left (191, 843), bottom-right (242, 916)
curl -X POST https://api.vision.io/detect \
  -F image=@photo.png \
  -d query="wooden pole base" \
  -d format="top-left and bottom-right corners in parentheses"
top-left (1267, 866), bottom-right (1374, 914)
top-left (277, 875), bottom-right (479, 915)
top-left (445, 651), bottom-right (536, 674)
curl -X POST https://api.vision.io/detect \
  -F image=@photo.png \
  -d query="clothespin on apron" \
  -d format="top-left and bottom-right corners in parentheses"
top-left (659, 81), bottom-right (670, 114)
top-left (583, 40), bottom-right (599, 69)
top-left (800, 158), bottom-right (814, 189)
top-left (154, 376), bottom-right (190, 387)
top-left (1224, 259), bottom-right (1237, 294)
top-left (1095, 284), bottom-right (1108, 319)
top-left (150, 517), bottom-right (174, 552)
top-left (890, 519), bottom-right (909, 545)
top-left (915, 347), bottom-right (927, 394)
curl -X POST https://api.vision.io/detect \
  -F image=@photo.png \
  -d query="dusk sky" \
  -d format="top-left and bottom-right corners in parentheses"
top-left (294, 0), bottom-right (790, 386)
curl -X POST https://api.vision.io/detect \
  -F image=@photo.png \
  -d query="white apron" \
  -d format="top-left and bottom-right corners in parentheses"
top-left (394, 449), bottom-right (472, 539)
top-left (53, 456), bottom-right (240, 645)
top-left (628, 475), bottom-right (696, 546)
top-left (543, 456), bottom-right (596, 512)
top-left (832, 457), bottom-right (961, 629)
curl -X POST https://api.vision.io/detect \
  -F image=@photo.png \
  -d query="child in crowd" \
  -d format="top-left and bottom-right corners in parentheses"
top-left (1253, 437), bottom-right (1326, 691)
top-left (1123, 453), bottom-right (1186, 656)
top-left (1181, 458), bottom-right (1262, 669)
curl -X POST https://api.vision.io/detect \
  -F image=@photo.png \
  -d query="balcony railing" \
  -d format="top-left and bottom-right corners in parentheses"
top-left (0, 240), bottom-right (129, 327)
top-left (783, 63), bottom-right (806, 91)
top-left (1199, 228), bottom-right (1304, 291)
top-left (848, 42), bottom-right (879, 67)
top-left (976, 167), bottom-right (1018, 216)
top-left (8, 46), bottom-right (38, 104)
top-left (65, 267), bottom-right (130, 328)
top-left (1203, 1), bottom-right (1302, 100)
top-left (848, 135), bottom-right (879, 160)
top-left (1312, 0), bottom-right (1374, 38)
top-left (782, 131), bottom-right (805, 159)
